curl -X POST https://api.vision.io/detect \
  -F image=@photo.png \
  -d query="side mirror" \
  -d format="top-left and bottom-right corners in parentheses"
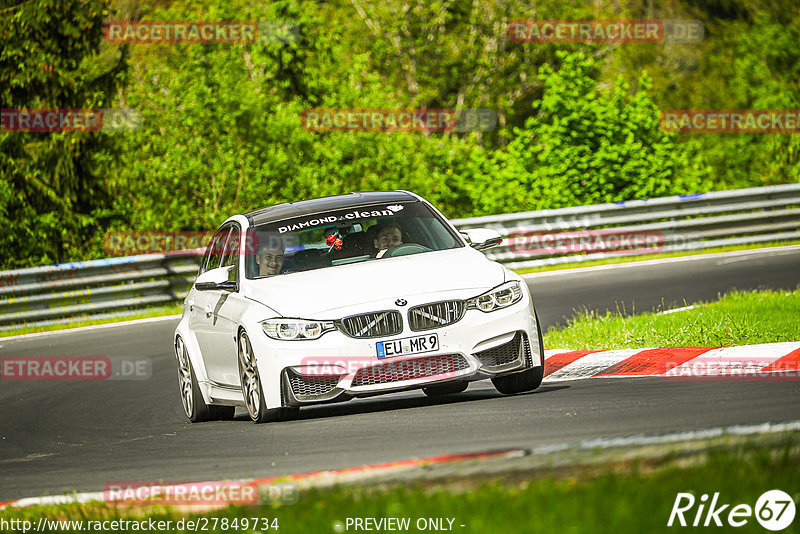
top-left (461, 228), bottom-right (503, 251)
top-left (195, 265), bottom-right (237, 291)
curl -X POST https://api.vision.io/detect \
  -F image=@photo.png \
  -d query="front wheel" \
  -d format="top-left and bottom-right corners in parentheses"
top-left (491, 365), bottom-right (544, 395)
top-left (238, 331), bottom-right (295, 423)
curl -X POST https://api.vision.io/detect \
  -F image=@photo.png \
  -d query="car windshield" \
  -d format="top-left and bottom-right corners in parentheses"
top-left (245, 201), bottom-right (463, 278)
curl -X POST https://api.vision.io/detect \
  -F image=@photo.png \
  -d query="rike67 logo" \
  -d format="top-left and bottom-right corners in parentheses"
top-left (668, 490), bottom-right (796, 530)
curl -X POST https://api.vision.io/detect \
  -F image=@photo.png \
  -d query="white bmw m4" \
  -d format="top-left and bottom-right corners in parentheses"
top-left (174, 191), bottom-right (545, 423)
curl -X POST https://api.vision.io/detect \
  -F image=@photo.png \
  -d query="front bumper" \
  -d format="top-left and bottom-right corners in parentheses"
top-left (250, 295), bottom-right (541, 408)
top-left (280, 329), bottom-right (536, 406)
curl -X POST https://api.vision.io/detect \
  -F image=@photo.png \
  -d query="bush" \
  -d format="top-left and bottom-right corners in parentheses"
top-left (469, 51), bottom-right (711, 215)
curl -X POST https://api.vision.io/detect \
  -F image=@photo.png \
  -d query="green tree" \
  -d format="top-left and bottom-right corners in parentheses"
top-left (106, 0), bottom-right (484, 237)
top-left (470, 51), bottom-right (710, 215)
top-left (334, 0), bottom-right (597, 147)
top-left (613, 1), bottom-right (800, 188)
top-left (0, 0), bottom-right (127, 268)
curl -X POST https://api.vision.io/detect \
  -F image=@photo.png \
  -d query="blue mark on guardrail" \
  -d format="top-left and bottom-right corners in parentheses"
top-left (679, 193), bottom-right (705, 200)
top-left (613, 199), bottom-right (648, 206)
top-left (51, 256), bottom-right (137, 270)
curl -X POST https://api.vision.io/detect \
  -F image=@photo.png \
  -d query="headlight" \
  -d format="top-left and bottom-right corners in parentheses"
top-left (261, 318), bottom-right (336, 340)
top-left (466, 281), bottom-right (523, 312)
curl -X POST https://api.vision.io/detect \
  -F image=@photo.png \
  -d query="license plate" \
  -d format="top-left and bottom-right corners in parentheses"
top-left (376, 333), bottom-right (439, 359)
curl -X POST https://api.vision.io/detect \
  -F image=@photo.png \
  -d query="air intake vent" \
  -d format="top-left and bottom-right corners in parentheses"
top-left (286, 370), bottom-right (340, 400)
top-left (474, 332), bottom-right (529, 371)
top-left (352, 354), bottom-right (469, 387)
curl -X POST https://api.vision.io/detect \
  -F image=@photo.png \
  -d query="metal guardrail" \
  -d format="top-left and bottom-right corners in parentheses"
top-left (1, 184), bottom-right (799, 329)
top-left (0, 254), bottom-right (202, 328)
top-left (452, 183), bottom-right (800, 269)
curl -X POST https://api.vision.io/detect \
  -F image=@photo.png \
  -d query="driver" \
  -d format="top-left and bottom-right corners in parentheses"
top-left (255, 236), bottom-right (285, 276)
top-left (373, 221), bottom-right (403, 258)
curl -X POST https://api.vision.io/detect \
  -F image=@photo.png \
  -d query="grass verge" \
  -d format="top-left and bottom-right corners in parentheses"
top-left (1, 435), bottom-right (797, 533)
top-left (0, 304), bottom-right (183, 338)
top-left (542, 288), bottom-right (800, 350)
top-left (514, 241), bottom-right (800, 274)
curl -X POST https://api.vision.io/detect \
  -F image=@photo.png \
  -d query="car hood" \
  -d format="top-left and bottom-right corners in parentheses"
top-left (242, 248), bottom-right (505, 317)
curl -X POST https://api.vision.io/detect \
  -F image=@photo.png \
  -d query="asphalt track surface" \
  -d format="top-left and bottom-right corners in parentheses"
top-left (1, 247), bottom-right (799, 501)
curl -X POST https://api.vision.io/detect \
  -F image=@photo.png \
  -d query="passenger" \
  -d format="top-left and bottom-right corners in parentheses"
top-left (373, 221), bottom-right (403, 258)
top-left (255, 236), bottom-right (284, 276)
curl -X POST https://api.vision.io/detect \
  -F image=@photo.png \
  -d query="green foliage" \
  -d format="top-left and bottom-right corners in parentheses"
top-left (613, 2), bottom-right (800, 189)
top-left (107, 0), bottom-right (484, 236)
top-left (0, 0), bottom-right (126, 267)
top-left (3, 0), bottom-right (800, 269)
top-left (469, 51), bottom-right (710, 215)
top-left (329, 0), bottom-right (595, 146)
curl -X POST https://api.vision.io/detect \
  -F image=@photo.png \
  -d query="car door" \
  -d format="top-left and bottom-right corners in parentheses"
top-left (187, 226), bottom-right (229, 345)
top-left (201, 226), bottom-right (243, 386)
top-left (190, 225), bottom-right (240, 386)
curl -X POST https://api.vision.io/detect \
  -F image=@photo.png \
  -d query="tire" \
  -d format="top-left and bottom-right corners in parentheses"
top-left (238, 331), bottom-right (295, 423)
top-left (491, 313), bottom-right (545, 395)
top-left (176, 336), bottom-right (222, 423)
top-left (422, 382), bottom-right (469, 397)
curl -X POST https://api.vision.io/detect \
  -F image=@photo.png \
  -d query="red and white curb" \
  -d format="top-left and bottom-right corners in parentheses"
top-left (543, 342), bottom-right (800, 381)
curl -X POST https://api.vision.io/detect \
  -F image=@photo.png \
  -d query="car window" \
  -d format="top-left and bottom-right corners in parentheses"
top-left (220, 227), bottom-right (240, 268)
top-left (245, 201), bottom-right (462, 279)
top-left (202, 227), bottom-right (232, 274)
